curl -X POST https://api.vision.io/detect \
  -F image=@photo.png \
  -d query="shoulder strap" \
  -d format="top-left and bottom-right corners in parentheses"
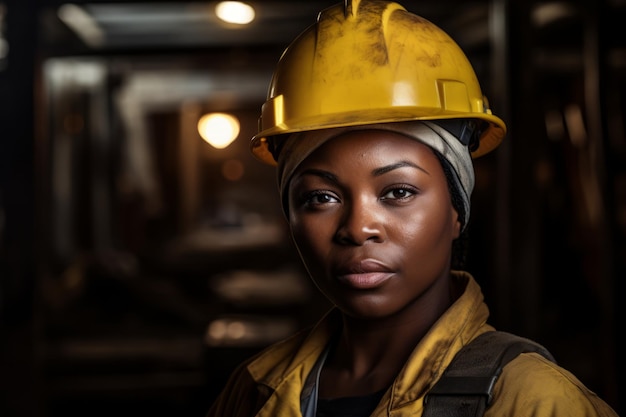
top-left (422, 331), bottom-right (556, 417)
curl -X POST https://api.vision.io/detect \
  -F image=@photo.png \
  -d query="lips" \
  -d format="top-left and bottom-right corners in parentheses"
top-left (336, 259), bottom-right (395, 289)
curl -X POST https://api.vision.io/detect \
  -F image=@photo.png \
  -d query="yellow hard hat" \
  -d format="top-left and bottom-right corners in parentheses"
top-left (251, 0), bottom-right (506, 164)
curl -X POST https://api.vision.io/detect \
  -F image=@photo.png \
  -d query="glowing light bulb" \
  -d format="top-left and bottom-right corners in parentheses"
top-left (215, 1), bottom-right (255, 25)
top-left (197, 113), bottom-right (240, 149)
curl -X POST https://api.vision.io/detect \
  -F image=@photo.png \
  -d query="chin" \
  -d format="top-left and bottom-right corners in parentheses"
top-left (335, 296), bottom-right (403, 320)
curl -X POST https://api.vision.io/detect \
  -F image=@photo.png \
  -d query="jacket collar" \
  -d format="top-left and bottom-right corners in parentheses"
top-left (245, 271), bottom-right (492, 416)
top-left (388, 270), bottom-right (491, 411)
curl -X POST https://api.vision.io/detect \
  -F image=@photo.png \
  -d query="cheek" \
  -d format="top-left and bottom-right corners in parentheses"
top-left (289, 223), bottom-right (333, 293)
top-left (289, 214), bottom-right (328, 263)
top-left (396, 196), bottom-right (457, 255)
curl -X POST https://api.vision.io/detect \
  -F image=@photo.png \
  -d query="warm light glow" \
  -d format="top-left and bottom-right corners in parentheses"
top-left (215, 1), bottom-right (255, 25)
top-left (197, 112), bottom-right (240, 149)
top-left (227, 321), bottom-right (246, 339)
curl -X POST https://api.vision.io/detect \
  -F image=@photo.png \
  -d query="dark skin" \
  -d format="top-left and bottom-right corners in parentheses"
top-left (287, 130), bottom-right (462, 399)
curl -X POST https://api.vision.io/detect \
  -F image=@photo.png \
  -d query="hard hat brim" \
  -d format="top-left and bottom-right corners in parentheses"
top-left (251, 110), bottom-right (506, 165)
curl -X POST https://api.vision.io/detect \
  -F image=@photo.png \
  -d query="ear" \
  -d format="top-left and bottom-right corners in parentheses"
top-left (451, 207), bottom-right (462, 239)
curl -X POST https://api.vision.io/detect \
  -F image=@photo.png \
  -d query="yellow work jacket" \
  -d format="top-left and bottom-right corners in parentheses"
top-left (206, 271), bottom-right (618, 417)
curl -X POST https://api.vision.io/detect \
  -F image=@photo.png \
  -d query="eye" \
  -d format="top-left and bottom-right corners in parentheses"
top-left (300, 190), bottom-right (340, 208)
top-left (380, 185), bottom-right (417, 201)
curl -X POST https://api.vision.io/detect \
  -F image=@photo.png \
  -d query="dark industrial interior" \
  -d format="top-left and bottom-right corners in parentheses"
top-left (1, 0), bottom-right (625, 416)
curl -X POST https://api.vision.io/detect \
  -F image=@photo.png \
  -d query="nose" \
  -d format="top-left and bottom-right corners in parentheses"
top-left (334, 197), bottom-right (385, 245)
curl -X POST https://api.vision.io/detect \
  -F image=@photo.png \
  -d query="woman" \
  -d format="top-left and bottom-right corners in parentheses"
top-left (206, 1), bottom-right (619, 416)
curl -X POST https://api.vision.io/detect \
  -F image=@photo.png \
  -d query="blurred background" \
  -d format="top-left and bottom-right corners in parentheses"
top-left (0, 0), bottom-right (624, 416)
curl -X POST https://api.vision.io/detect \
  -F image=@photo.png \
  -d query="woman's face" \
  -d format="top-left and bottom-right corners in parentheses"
top-left (287, 130), bottom-right (461, 319)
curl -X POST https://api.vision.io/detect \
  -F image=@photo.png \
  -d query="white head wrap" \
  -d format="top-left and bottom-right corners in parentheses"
top-left (275, 121), bottom-right (475, 229)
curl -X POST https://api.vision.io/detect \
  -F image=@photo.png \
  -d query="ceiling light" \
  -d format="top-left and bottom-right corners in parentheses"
top-left (197, 112), bottom-right (240, 149)
top-left (215, 1), bottom-right (255, 25)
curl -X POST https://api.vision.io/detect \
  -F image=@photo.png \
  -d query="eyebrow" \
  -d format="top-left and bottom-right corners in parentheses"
top-left (295, 169), bottom-right (338, 183)
top-left (372, 160), bottom-right (430, 176)
top-left (296, 161), bottom-right (429, 183)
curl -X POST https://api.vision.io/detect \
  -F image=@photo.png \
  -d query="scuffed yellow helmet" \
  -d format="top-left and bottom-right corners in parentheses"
top-left (251, 0), bottom-right (506, 164)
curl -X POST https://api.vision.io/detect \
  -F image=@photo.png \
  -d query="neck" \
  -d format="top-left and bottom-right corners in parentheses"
top-left (318, 275), bottom-right (457, 398)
